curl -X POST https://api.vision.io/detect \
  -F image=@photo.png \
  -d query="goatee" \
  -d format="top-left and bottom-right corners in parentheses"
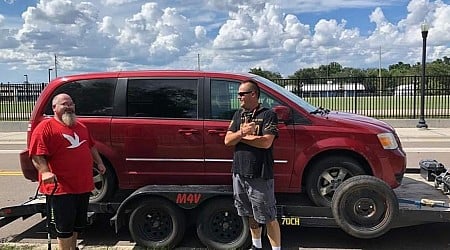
top-left (62, 112), bottom-right (77, 127)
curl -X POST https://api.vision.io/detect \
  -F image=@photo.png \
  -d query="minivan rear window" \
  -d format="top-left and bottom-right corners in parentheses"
top-left (44, 78), bottom-right (116, 116)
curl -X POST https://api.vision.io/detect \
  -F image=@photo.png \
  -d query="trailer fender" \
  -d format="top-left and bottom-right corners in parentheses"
top-left (110, 185), bottom-right (233, 232)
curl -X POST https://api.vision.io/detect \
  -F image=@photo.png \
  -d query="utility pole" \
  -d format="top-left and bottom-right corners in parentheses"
top-left (197, 53), bottom-right (200, 71)
top-left (378, 46), bottom-right (381, 78)
top-left (54, 54), bottom-right (58, 77)
top-left (379, 46), bottom-right (382, 92)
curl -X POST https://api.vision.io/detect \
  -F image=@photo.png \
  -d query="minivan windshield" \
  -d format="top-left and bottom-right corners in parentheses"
top-left (251, 74), bottom-right (317, 113)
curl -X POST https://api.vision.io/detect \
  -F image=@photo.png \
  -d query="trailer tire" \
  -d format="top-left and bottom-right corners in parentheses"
top-left (196, 197), bottom-right (250, 249)
top-left (129, 197), bottom-right (185, 248)
top-left (332, 175), bottom-right (398, 239)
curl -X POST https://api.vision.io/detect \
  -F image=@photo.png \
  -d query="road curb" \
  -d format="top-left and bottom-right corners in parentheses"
top-left (0, 121), bottom-right (28, 132)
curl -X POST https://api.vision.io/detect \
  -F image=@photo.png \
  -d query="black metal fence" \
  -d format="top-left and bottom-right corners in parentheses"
top-left (1, 76), bottom-right (449, 121)
top-left (0, 83), bottom-right (47, 121)
top-left (273, 75), bottom-right (450, 119)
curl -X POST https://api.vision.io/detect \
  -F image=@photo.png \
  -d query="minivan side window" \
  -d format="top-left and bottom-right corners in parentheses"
top-left (127, 79), bottom-right (198, 119)
top-left (44, 79), bottom-right (116, 116)
top-left (210, 80), bottom-right (240, 120)
top-left (210, 79), bottom-right (282, 120)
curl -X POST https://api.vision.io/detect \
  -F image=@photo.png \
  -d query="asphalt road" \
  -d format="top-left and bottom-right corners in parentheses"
top-left (1, 133), bottom-right (450, 249)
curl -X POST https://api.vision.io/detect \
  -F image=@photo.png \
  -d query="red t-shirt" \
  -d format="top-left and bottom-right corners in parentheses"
top-left (29, 118), bottom-right (95, 195)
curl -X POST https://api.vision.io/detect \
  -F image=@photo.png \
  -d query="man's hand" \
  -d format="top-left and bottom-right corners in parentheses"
top-left (97, 163), bottom-right (106, 175)
top-left (241, 122), bottom-right (256, 137)
top-left (41, 171), bottom-right (56, 184)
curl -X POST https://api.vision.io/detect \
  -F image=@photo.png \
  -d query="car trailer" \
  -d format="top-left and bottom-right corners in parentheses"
top-left (2, 173), bottom-right (450, 249)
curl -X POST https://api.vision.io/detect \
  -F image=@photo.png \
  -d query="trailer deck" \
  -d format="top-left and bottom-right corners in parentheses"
top-left (1, 173), bottom-right (450, 249)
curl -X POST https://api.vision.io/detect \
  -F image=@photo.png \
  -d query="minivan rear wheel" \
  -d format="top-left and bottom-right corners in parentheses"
top-left (305, 156), bottom-right (365, 207)
top-left (90, 163), bottom-right (116, 202)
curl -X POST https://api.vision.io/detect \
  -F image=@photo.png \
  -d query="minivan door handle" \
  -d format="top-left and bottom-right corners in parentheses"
top-left (178, 129), bottom-right (200, 136)
top-left (207, 129), bottom-right (227, 136)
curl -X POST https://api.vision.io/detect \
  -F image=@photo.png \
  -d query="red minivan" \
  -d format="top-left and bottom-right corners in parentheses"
top-left (19, 70), bottom-right (406, 206)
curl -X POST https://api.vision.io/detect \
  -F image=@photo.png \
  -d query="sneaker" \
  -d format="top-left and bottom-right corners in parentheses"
top-left (250, 246), bottom-right (262, 250)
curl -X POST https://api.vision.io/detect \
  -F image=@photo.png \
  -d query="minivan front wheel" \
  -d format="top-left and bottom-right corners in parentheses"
top-left (305, 156), bottom-right (365, 207)
top-left (90, 163), bottom-right (116, 202)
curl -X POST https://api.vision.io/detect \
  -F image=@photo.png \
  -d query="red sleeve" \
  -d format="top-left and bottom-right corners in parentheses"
top-left (29, 121), bottom-right (50, 157)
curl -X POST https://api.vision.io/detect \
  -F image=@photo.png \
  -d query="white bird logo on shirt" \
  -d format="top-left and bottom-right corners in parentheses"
top-left (62, 132), bottom-right (86, 149)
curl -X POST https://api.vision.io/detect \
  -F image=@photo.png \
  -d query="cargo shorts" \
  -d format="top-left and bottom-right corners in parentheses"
top-left (232, 173), bottom-right (277, 224)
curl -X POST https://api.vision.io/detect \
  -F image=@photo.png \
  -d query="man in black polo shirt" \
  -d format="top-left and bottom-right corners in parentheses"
top-left (224, 80), bottom-right (281, 250)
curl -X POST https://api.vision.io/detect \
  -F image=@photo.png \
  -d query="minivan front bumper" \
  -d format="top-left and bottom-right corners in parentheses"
top-left (375, 148), bottom-right (407, 188)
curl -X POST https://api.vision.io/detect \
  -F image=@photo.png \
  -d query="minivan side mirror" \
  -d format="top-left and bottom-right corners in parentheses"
top-left (272, 105), bottom-right (291, 123)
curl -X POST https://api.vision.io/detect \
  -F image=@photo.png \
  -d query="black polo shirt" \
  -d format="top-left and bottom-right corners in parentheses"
top-left (228, 106), bottom-right (279, 179)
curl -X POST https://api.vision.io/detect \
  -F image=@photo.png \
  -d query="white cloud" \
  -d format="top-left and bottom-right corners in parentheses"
top-left (430, 0), bottom-right (450, 44)
top-left (0, 0), bottom-right (449, 82)
top-left (113, 2), bottom-right (201, 65)
top-left (100, 0), bottom-right (140, 5)
top-left (278, 0), bottom-right (406, 13)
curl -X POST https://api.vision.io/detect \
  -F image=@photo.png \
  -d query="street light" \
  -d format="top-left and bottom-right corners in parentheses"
top-left (48, 68), bottom-right (53, 83)
top-left (23, 74), bottom-right (28, 84)
top-left (416, 22), bottom-right (429, 129)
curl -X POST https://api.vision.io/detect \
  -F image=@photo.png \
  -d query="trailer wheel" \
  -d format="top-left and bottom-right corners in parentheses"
top-left (332, 175), bottom-right (398, 239)
top-left (129, 197), bottom-right (185, 248)
top-left (196, 197), bottom-right (250, 249)
top-left (306, 156), bottom-right (365, 207)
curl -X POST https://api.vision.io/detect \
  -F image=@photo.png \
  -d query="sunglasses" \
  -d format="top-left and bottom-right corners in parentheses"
top-left (238, 91), bottom-right (253, 97)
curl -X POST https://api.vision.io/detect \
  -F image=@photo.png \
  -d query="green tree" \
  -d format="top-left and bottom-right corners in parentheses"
top-left (249, 67), bottom-right (282, 79)
top-left (388, 62), bottom-right (413, 76)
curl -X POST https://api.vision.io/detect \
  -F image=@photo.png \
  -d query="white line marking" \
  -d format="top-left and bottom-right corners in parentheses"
top-left (403, 148), bottom-right (450, 153)
top-left (0, 150), bottom-right (22, 154)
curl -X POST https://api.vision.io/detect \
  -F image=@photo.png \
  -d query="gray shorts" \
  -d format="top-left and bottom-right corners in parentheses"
top-left (232, 173), bottom-right (277, 224)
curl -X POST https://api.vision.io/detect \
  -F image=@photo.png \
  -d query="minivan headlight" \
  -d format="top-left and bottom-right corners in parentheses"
top-left (377, 133), bottom-right (398, 149)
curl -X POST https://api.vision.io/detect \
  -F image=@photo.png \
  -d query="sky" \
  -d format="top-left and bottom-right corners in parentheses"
top-left (0, 0), bottom-right (449, 83)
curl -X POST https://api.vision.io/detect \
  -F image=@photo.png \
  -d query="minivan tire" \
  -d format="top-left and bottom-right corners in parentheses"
top-left (90, 163), bottom-right (116, 202)
top-left (305, 156), bottom-right (365, 207)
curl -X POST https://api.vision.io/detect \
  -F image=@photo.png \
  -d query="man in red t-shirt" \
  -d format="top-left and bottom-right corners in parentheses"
top-left (29, 93), bottom-right (106, 250)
